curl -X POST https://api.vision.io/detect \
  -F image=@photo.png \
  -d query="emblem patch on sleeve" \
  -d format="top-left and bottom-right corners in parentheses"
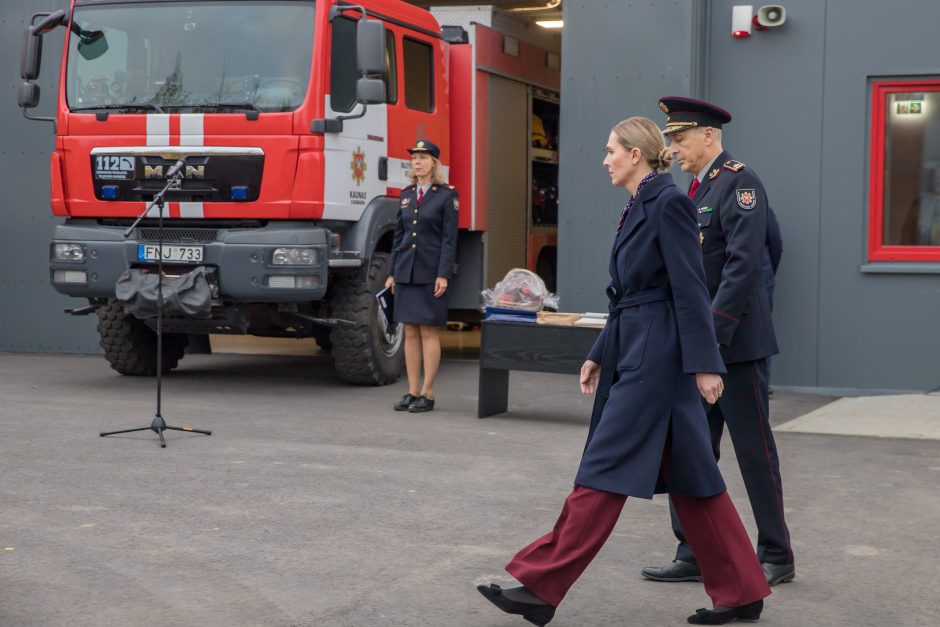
top-left (453, 198), bottom-right (459, 211)
top-left (736, 189), bottom-right (757, 210)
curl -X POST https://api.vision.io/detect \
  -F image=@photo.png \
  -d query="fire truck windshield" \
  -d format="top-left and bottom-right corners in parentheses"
top-left (65, 1), bottom-right (315, 113)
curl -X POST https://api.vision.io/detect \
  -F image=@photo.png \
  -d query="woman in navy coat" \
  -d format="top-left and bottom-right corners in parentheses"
top-left (477, 118), bottom-right (770, 625)
top-left (385, 140), bottom-right (458, 413)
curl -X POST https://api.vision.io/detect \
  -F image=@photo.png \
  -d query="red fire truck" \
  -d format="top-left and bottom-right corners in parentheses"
top-left (18, 0), bottom-right (560, 384)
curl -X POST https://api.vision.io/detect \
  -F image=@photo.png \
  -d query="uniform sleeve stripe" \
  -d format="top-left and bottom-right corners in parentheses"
top-left (713, 310), bottom-right (739, 322)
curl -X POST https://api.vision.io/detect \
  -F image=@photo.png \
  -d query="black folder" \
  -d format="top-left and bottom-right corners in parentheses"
top-left (376, 287), bottom-right (395, 327)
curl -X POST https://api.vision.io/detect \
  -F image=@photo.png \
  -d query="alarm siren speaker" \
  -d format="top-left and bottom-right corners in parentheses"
top-left (756, 5), bottom-right (787, 27)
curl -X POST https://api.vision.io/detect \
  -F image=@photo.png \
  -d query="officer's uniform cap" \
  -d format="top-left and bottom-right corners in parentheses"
top-left (407, 139), bottom-right (441, 160)
top-left (658, 96), bottom-right (733, 135)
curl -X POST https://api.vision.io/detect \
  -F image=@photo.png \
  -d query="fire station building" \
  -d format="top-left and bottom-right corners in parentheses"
top-left (2, 0), bottom-right (939, 395)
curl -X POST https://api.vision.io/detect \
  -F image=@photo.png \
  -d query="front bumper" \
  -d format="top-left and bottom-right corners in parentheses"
top-left (50, 220), bottom-right (330, 302)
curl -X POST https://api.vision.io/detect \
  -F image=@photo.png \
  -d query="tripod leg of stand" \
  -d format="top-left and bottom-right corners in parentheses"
top-left (158, 427), bottom-right (166, 448)
top-left (165, 425), bottom-right (213, 436)
top-left (99, 426), bottom-right (153, 437)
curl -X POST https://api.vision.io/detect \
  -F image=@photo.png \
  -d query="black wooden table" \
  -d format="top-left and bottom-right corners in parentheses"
top-left (478, 320), bottom-right (603, 417)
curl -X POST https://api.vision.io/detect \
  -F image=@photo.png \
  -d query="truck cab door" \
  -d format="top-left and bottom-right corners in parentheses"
top-left (321, 14), bottom-right (388, 221)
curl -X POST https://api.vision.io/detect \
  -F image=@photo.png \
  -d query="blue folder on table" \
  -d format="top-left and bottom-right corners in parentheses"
top-left (484, 306), bottom-right (537, 323)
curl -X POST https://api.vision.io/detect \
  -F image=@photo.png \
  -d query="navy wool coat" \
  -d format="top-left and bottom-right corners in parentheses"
top-left (389, 184), bottom-right (459, 284)
top-left (575, 174), bottom-right (727, 499)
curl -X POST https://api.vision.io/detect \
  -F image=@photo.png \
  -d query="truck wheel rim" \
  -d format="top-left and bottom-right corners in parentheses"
top-left (377, 308), bottom-right (402, 356)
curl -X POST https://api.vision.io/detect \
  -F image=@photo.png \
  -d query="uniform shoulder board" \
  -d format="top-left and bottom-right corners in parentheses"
top-left (723, 159), bottom-right (746, 172)
top-left (403, 183), bottom-right (416, 190)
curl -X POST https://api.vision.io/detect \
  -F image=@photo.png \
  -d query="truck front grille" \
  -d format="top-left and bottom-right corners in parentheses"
top-left (137, 227), bottom-right (219, 243)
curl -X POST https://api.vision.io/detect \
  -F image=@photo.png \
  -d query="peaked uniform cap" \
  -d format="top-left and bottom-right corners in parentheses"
top-left (407, 139), bottom-right (441, 159)
top-left (658, 96), bottom-right (732, 135)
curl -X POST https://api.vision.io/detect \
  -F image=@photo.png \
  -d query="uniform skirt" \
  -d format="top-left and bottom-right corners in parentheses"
top-left (393, 282), bottom-right (449, 326)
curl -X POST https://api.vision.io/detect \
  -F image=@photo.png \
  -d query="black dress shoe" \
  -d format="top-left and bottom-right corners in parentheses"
top-left (477, 583), bottom-right (555, 626)
top-left (641, 560), bottom-right (702, 582)
top-left (394, 393), bottom-right (417, 411)
top-left (687, 599), bottom-right (763, 624)
top-left (408, 395), bottom-right (435, 412)
top-left (761, 562), bottom-right (795, 586)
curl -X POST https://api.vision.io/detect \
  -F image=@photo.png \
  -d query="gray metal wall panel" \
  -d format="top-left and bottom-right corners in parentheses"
top-left (557, 0), bottom-right (698, 313)
top-left (1, 1), bottom-right (100, 353)
top-left (705, 0), bottom-right (827, 388)
top-left (816, 0), bottom-right (940, 391)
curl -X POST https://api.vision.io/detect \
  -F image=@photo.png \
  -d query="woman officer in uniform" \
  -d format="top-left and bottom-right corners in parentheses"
top-left (385, 140), bottom-right (459, 413)
top-left (476, 118), bottom-right (770, 625)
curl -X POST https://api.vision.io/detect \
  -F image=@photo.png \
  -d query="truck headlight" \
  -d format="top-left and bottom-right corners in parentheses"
top-left (271, 247), bottom-right (318, 266)
top-left (53, 243), bottom-right (85, 262)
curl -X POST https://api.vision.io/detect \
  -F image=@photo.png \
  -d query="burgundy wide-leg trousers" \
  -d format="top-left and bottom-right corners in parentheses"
top-left (505, 445), bottom-right (770, 608)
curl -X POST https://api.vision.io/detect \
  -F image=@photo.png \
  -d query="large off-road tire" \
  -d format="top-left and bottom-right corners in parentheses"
top-left (329, 252), bottom-right (404, 385)
top-left (96, 300), bottom-right (189, 376)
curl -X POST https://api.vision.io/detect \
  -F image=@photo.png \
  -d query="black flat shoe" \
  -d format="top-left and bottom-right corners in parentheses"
top-left (477, 583), bottom-right (555, 626)
top-left (687, 599), bottom-right (763, 624)
top-left (394, 393), bottom-right (417, 411)
top-left (408, 395), bottom-right (435, 412)
top-left (641, 560), bottom-right (702, 582)
top-left (761, 561), bottom-right (795, 586)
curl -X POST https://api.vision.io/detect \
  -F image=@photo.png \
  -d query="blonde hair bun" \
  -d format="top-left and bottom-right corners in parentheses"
top-left (612, 117), bottom-right (672, 173)
top-left (656, 146), bottom-right (673, 172)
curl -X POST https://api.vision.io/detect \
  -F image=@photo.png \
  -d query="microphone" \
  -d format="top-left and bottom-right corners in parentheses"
top-left (165, 158), bottom-right (186, 178)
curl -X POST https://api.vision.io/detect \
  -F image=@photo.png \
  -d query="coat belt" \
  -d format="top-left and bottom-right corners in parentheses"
top-left (596, 285), bottom-right (673, 398)
top-left (606, 285), bottom-right (672, 313)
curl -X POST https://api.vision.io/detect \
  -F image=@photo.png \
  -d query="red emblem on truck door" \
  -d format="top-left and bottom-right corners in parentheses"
top-left (350, 147), bottom-right (367, 186)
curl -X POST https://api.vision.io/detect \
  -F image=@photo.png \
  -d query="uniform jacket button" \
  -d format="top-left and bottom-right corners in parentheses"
top-left (411, 244), bottom-right (416, 248)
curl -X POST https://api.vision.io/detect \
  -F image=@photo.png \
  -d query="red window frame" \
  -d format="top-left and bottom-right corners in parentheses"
top-left (868, 79), bottom-right (940, 261)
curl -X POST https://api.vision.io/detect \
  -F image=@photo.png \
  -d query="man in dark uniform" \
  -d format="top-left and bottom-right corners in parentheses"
top-left (640, 97), bottom-right (795, 586)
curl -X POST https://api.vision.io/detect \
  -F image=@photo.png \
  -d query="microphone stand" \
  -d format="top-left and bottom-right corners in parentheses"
top-left (100, 159), bottom-right (212, 448)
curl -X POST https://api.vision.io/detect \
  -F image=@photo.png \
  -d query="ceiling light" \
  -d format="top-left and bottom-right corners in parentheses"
top-left (536, 20), bottom-right (564, 29)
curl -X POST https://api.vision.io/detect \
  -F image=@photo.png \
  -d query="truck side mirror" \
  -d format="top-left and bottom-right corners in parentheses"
top-left (21, 9), bottom-right (68, 79)
top-left (356, 19), bottom-right (386, 79)
top-left (356, 78), bottom-right (385, 105)
top-left (21, 31), bottom-right (43, 80)
top-left (313, 12), bottom-right (387, 133)
top-left (77, 29), bottom-right (108, 60)
top-left (18, 82), bottom-right (40, 108)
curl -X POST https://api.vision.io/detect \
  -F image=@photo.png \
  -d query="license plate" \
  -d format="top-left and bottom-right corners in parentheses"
top-left (138, 244), bottom-right (204, 263)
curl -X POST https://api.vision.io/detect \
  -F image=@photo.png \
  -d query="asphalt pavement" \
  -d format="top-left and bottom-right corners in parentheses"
top-left (1, 351), bottom-right (938, 626)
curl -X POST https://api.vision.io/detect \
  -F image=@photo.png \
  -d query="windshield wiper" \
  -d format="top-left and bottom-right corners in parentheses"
top-left (186, 102), bottom-right (262, 119)
top-left (72, 102), bottom-right (165, 114)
